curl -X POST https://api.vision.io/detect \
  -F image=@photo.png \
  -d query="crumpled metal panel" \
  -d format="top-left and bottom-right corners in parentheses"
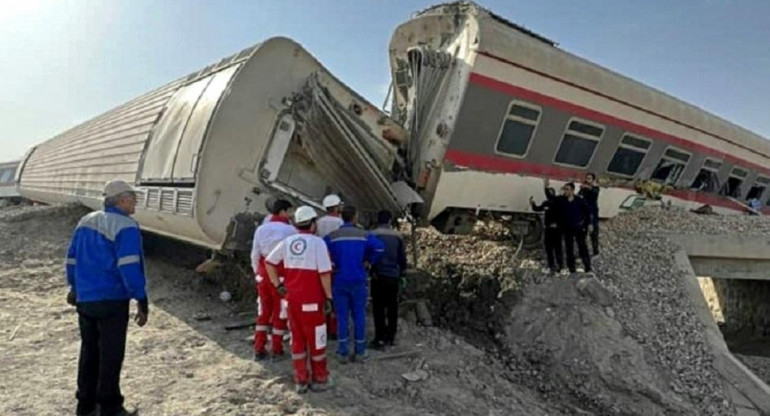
top-left (292, 75), bottom-right (402, 213)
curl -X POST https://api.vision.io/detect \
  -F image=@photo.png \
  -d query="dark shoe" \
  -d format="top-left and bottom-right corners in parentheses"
top-left (295, 383), bottom-right (309, 394)
top-left (270, 352), bottom-right (287, 362)
top-left (253, 351), bottom-right (268, 361)
top-left (76, 410), bottom-right (98, 416)
top-left (369, 339), bottom-right (386, 350)
top-left (385, 339), bottom-right (397, 348)
top-left (311, 376), bottom-right (334, 392)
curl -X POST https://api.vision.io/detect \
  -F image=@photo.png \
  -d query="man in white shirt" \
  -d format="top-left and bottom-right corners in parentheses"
top-left (316, 194), bottom-right (344, 238)
top-left (251, 199), bottom-right (297, 360)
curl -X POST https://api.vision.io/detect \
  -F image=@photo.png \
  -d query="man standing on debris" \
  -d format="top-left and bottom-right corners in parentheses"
top-left (370, 210), bottom-right (407, 349)
top-left (251, 199), bottom-right (296, 361)
top-left (316, 193), bottom-right (344, 340)
top-left (265, 206), bottom-right (334, 393)
top-left (325, 206), bottom-right (384, 362)
top-left (65, 180), bottom-right (148, 416)
top-left (530, 187), bottom-right (564, 274)
top-left (579, 173), bottom-right (601, 256)
top-left (560, 182), bottom-right (592, 274)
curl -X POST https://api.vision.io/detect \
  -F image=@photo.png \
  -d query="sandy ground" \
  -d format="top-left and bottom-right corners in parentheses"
top-left (0, 205), bottom-right (561, 416)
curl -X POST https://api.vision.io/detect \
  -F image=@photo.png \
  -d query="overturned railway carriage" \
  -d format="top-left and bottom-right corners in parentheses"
top-left (18, 37), bottom-right (407, 251)
top-left (389, 2), bottom-right (770, 238)
top-left (0, 160), bottom-right (21, 205)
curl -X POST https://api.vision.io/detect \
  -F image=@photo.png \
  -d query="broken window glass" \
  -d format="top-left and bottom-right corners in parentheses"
top-left (690, 169), bottom-right (720, 193)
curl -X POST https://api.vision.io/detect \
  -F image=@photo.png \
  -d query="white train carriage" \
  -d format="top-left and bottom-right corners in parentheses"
top-left (388, 2), bottom-right (770, 239)
top-left (18, 37), bottom-right (409, 251)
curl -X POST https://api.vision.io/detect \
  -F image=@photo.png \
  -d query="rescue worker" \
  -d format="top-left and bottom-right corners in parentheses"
top-left (316, 194), bottom-right (344, 238)
top-left (66, 180), bottom-right (148, 416)
top-left (316, 194), bottom-right (343, 339)
top-left (560, 182), bottom-right (592, 274)
top-left (251, 199), bottom-right (296, 361)
top-left (325, 206), bottom-right (384, 362)
top-left (370, 210), bottom-right (407, 349)
top-left (529, 187), bottom-right (564, 274)
top-left (579, 173), bottom-right (600, 256)
top-left (265, 206), bottom-right (334, 393)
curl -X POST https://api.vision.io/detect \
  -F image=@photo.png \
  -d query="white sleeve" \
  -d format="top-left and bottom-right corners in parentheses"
top-left (266, 239), bottom-right (286, 266)
top-left (250, 228), bottom-right (260, 271)
top-left (315, 240), bottom-right (332, 274)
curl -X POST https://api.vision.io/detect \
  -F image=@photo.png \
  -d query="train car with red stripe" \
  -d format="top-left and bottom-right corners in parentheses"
top-left (388, 2), bottom-right (770, 244)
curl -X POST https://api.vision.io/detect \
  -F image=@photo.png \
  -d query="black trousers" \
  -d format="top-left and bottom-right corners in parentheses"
top-left (589, 215), bottom-right (600, 256)
top-left (76, 300), bottom-right (129, 416)
top-left (371, 277), bottom-right (400, 344)
top-left (544, 227), bottom-right (564, 272)
top-left (563, 227), bottom-right (591, 273)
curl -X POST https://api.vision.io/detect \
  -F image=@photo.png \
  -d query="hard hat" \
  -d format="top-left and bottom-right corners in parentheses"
top-left (322, 194), bottom-right (342, 209)
top-left (294, 206), bottom-right (318, 224)
top-left (103, 180), bottom-right (135, 198)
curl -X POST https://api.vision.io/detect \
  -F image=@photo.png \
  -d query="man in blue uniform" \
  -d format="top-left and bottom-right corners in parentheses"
top-left (370, 210), bottom-right (407, 349)
top-left (66, 180), bottom-right (149, 416)
top-left (325, 206), bottom-right (384, 362)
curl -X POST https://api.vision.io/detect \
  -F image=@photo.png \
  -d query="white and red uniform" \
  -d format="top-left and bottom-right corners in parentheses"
top-left (251, 216), bottom-right (297, 355)
top-left (266, 231), bottom-right (332, 386)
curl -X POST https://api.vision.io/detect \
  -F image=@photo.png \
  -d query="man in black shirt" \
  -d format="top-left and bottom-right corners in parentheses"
top-left (560, 182), bottom-right (592, 274)
top-left (530, 187), bottom-right (564, 274)
top-left (578, 173), bottom-right (600, 256)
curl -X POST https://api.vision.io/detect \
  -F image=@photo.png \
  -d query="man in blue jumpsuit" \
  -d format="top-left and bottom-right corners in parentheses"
top-left (66, 180), bottom-right (149, 416)
top-left (325, 206), bottom-right (384, 362)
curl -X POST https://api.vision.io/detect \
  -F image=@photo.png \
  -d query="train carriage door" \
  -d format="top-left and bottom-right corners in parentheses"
top-left (139, 64), bottom-right (240, 185)
top-left (172, 65), bottom-right (240, 183)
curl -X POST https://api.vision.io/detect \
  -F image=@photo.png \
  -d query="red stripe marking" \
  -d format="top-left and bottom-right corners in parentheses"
top-left (476, 51), bottom-right (770, 163)
top-left (468, 72), bottom-right (770, 178)
top-left (444, 148), bottom-right (754, 212)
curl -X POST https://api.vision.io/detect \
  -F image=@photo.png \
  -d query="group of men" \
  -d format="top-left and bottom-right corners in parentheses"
top-left (250, 194), bottom-right (407, 393)
top-left (529, 173), bottom-right (601, 274)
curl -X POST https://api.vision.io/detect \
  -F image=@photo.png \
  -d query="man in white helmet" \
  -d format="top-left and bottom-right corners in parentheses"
top-left (316, 194), bottom-right (343, 339)
top-left (265, 206), bottom-right (334, 393)
top-left (316, 194), bottom-right (344, 238)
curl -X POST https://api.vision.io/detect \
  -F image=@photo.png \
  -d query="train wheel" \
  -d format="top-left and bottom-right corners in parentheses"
top-left (510, 214), bottom-right (543, 249)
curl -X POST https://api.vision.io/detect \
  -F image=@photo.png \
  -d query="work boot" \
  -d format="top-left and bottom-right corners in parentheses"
top-left (311, 376), bottom-right (334, 392)
top-left (253, 351), bottom-right (268, 361)
top-left (270, 351), bottom-right (287, 362)
top-left (369, 339), bottom-right (386, 351)
top-left (295, 383), bottom-right (309, 394)
top-left (385, 339), bottom-right (397, 348)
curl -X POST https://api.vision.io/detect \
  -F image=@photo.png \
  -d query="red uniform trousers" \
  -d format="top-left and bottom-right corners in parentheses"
top-left (289, 299), bottom-right (329, 385)
top-left (254, 278), bottom-right (288, 354)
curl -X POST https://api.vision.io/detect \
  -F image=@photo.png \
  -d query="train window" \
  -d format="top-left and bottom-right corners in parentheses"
top-left (719, 167), bottom-right (747, 198)
top-left (495, 101), bottom-right (541, 157)
top-left (690, 158), bottom-right (722, 193)
top-left (607, 134), bottom-right (651, 176)
top-left (553, 118), bottom-right (604, 168)
top-left (650, 147), bottom-right (690, 185)
top-left (0, 169), bottom-right (12, 184)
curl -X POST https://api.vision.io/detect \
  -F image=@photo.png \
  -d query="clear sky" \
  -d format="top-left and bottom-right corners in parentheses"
top-left (1, 0), bottom-right (768, 162)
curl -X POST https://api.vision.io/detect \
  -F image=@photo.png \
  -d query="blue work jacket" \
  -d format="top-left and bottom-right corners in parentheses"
top-left (324, 223), bottom-right (384, 285)
top-left (66, 206), bottom-right (147, 303)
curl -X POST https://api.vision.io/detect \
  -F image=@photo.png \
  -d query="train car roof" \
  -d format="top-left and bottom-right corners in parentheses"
top-left (416, 2), bottom-right (770, 159)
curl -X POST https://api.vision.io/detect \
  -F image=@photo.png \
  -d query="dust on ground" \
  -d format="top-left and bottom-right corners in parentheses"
top-left (3, 204), bottom-right (761, 415)
top-left (0, 205), bottom-right (560, 416)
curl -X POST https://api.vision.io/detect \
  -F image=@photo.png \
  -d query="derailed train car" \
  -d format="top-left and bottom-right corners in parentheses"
top-left (389, 2), bottom-right (770, 242)
top-left (18, 37), bottom-right (411, 251)
top-left (0, 160), bottom-right (22, 206)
